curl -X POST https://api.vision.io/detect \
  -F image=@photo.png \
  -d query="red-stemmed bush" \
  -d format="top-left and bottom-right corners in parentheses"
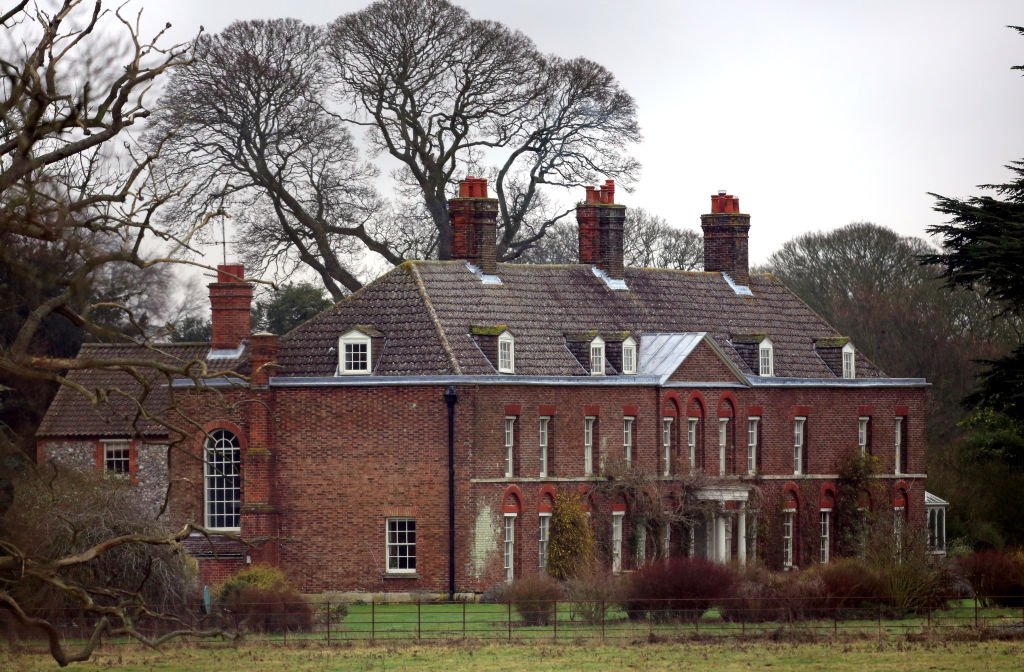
top-left (957, 550), bottom-right (1024, 607)
top-left (622, 557), bottom-right (737, 622)
top-left (507, 573), bottom-right (562, 626)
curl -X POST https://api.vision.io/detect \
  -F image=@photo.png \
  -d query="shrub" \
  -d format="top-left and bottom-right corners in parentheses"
top-left (546, 492), bottom-right (595, 580)
top-left (720, 566), bottom-right (826, 623)
top-left (819, 558), bottom-right (887, 616)
top-left (217, 565), bottom-right (313, 633)
top-left (507, 573), bottom-right (562, 626)
top-left (623, 557), bottom-right (737, 622)
top-left (313, 592), bottom-right (349, 626)
top-left (564, 570), bottom-right (624, 624)
top-left (957, 550), bottom-right (1024, 607)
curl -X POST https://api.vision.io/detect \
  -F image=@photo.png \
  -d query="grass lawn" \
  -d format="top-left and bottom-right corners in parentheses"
top-left (4, 640), bottom-right (1024, 671)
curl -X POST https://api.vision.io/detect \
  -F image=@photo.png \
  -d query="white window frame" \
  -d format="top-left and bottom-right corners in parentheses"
top-left (338, 329), bottom-right (372, 375)
top-left (621, 336), bottom-right (637, 375)
top-left (590, 336), bottom-right (605, 376)
top-left (662, 521), bottom-right (671, 560)
top-left (611, 511), bottom-right (624, 573)
top-left (204, 429), bottom-right (241, 531)
top-left (584, 416), bottom-right (596, 476)
top-left (747, 417), bottom-right (759, 475)
top-left (927, 506), bottom-right (946, 554)
top-left (635, 524), bottom-right (647, 566)
top-left (538, 417), bottom-right (550, 477)
top-left (687, 418), bottom-right (697, 473)
top-left (102, 439), bottom-right (130, 476)
top-left (858, 417), bottom-right (869, 456)
top-left (894, 417), bottom-right (904, 475)
top-left (504, 416), bottom-right (516, 478)
top-left (539, 513), bottom-right (551, 569)
top-left (782, 510), bottom-right (795, 570)
top-left (623, 416), bottom-right (634, 466)
top-left (386, 518), bottom-right (417, 574)
top-left (661, 418), bottom-right (673, 476)
top-left (497, 331), bottom-right (515, 373)
top-left (842, 342), bottom-right (856, 379)
top-left (718, 418), bottom-right (728, 476)
top-left (759, 337), bottom-right (774, 376)
top-left (504, 513), bottom-right (517, 582)
top-left (793, 417), bottom-right (806, 475)
top-left (820, 509), bottom-right (831, 564)
top-left (894, 506), bottom-right (906, 554)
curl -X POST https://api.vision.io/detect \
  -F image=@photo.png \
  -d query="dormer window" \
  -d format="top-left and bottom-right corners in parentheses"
top-left (759, 338), bottom-right (774, 376)
top-left (842, 343), bottom-right (855, 379)
top-left (590, 336), bottom-right (605, 375)
top-left (621, 336), bottom-right (637, 375)
top-left (498, 331), bottom-right (515, 374)
top-left (339, 329), bottom-right (372, 375)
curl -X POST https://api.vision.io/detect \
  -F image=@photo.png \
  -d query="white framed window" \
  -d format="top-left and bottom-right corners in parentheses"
top-left (928, 505), bottom-right (946, 553)
top-left (662, 417), bottom-right (673, 476)
top-left (504, 514), bottom-right (516, 582)
top-left (662, 521), bottom-right (671, 560)
top-left (621, 336), bottom-right (637, 375)
top-left (204, 429), bottom-right (241, 530)
top-left (895, 417), bottom-right (904, 474)
top-left (539, 417), bottom-right (550, 477)
top-left (584, 416), bottom-right (596, 475)
top-left (387, 518), bottom-right (417, 573)
top-left (894, 506), bottom-right (906, 554)
top-left (820, 510), bottom-right (831, 564)
top-left (611, 511), bottom-right (624, 573)
top-left (842, 342), bottom-right (855, 379)
top-left (858, 417), bottom-right (870, 456)
top-left (590, 336), bottom-right (605, 375)
top-left (539, 513), bottom-right (551, 569)
top-left (718, 418), bottom-right (728, 476)
top-left (759, 337), bottom-right (774, 376)
top-left (747, 417), bottom-right (759, 475)
top-left (782, 510), bottom-right (795, 569)
top-left (497, 331), bottom-right (515, 373)
top-left (504, 417), bottom-right (516, 477)
top-left (687, 418), bottom-right (697, 472)
top-left (793, 417), bottom-right (806, 475)
top-left (339, 329), bottom-right (371, 374)
top-left (103, 439), bottom-right (130, 476)
top-left (623, 416), bottom-right (634, 466)
top-left (635, 524), bottom-right (647, 566)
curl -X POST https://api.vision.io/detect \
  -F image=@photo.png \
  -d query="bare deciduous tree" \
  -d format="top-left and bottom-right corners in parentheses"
top-left (328, 0), bottom-right (641, 261)
top-left (153, 19), bottom-right (383, 300)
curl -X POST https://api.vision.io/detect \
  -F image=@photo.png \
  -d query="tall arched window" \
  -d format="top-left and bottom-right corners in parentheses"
top-left (205, 429), bottom-right (241, 530)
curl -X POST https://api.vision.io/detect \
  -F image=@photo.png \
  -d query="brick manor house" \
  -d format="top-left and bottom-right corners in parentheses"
top-left (36, 179), bottom-right (948, 595)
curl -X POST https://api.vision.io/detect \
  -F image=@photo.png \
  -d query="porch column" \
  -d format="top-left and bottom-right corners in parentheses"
top-left (737, 506), bottom-right (747, 566)
top-left (715, 511), bottom-right (727, 563)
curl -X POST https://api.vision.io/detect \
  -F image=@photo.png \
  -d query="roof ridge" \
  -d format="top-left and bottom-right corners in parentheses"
top-left (409, 262), bottom-right (461, 375)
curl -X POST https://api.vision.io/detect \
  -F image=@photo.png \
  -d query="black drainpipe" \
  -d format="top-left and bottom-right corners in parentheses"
top-left (444, 386), bottom-right (458, 601)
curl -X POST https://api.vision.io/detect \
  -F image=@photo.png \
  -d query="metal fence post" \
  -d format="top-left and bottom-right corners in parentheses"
top-left (507, 600), bottom-right (512, 642)
top-left (462, 599), bottom-right (467, 638)
top-left (601, 599), bottom-right (606, 643)
top-left (553, 599), bottom-right (558, 641)
top-left (417, 599), bottom-right (422, 640)
top-left (975, 596), bottom-right (979, 629)
top-left (326, 600), bottom-right (331, 645)
top-left (371, 597), bottom-right (376, 643)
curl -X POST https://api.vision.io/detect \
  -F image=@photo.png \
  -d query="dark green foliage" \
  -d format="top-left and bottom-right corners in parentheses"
top-left (507, 573), bottom-right (562, 626)
top-left (167, 315), bottom-right (212, 343)
top-left (622, 557), bottom-right (737, 622)
top-left (546, 492), bottom-right (595, 581)
top-left (253, 283), bottom-right (332, 335)
top-left (957, 550), bottom-right (1024, 607)
top-left (217, 565), bottom-right (313, 633)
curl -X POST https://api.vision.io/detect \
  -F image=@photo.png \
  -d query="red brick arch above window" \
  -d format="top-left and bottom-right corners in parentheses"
top-left (892, 480), bottom-right (910, 508)
top-left (503, 485), bottom-right (523, 514)
top-left (686, 391), bottom-right (707, 418)
top-left (662, 391), bottom-right (682, 417)
top-left (611, 495), bottom-right (627, 513)
top-left (201, 420), bottom-right (248, 452)
top-left (538, 485), bottom-right (556, 513)
top-left (783, 481), bottom-right (800, 510)
top-left (819, 482), bottom-right (836, 509)
top-left (718, 392), bottom-right (737, 417)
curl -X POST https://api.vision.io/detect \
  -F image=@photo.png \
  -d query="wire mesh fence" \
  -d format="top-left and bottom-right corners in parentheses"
top-left (18, 596), bottom-right (1024, 649)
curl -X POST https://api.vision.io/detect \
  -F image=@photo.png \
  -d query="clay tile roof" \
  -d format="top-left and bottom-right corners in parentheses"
top-left (274, 261), bottom-right (884, 379)
top-left (37, 342), bottom-right (245, 438)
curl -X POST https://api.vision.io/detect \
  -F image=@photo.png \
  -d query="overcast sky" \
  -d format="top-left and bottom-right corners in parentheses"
top-left (141, 0), bottom-right (1024, 264)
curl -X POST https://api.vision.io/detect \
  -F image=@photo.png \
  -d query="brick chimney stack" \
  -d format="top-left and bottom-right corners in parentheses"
top-left (449, 177), bottom-right (499, 275)
top-left (701, 191), bottom-right (751, 285)
top-left (576, 180), bottom-right (626, 280)
top-left (209, 264), bottom-right (253, 351)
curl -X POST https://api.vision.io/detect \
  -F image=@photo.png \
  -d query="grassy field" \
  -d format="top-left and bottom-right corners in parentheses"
top-left (4, 639), bottom-right (1024, 671)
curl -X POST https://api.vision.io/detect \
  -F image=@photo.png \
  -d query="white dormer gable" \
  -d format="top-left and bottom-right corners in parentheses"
top-left (621, 336), bottom-right (637, 375)
top-left (497, 330), bottom-right (515, 374)
top-left (759, 337), bottom-right (774, 377)
top-left (338, 328), bottom-right (372, 375)
top-left (842, 342), bottom-right (856, 379)
top-left (590, 336), bottom-right (605, 376)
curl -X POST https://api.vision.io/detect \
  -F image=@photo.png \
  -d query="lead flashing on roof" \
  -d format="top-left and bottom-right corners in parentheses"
top-left (207, 344), bottom-right (246, 360)
top-left (465, 261), bottom-right (502, 286)
top-left (591, 265), bottom-right (629, 291)
top-left (746, 376), bottom-right (929, 388)
top-left (170, 376), bottom-right (248, 388)
top-left (721, 272), bottom-right (753, 297)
